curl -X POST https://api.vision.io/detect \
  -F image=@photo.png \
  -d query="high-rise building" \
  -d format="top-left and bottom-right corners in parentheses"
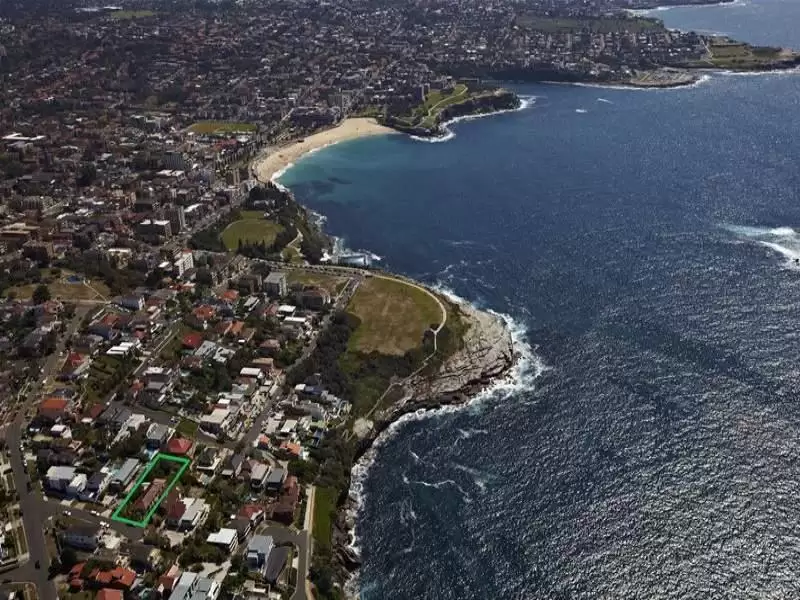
top-left (168, 205), bottom-right (186, 233)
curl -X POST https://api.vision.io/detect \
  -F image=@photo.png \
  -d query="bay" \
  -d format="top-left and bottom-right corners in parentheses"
top-left (278, 5), bottom-right (800, 598)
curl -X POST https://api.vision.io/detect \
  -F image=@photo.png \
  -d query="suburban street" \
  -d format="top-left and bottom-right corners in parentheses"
top-left (2, 313), bottom-right (86, 600)
top-left (0, 248), bottom-right (360, 599)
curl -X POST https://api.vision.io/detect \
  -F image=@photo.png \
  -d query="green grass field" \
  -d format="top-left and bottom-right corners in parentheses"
top-left (346, 276), bottom-right (443, 355)
top-left (4, 269), bottom-right (110, 302)
top-left (108, 10), bottom-right (155, 19)
top-left (221, 215), bottom-right (283, 250)
top-left (312, 487), bottom-right (336, 552)
top-left (707, 41), bottom-right (784, 68)
top-left (176, 418), bottom-right (199, 438)
top-left (287, 271), bottom-right (348, 295)
top-left (189, 121), bottom-right (257, 135)
top-left (516, 14), bottom-right (661, 33)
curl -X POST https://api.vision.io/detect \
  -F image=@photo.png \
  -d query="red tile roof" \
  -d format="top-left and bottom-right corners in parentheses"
top-left (167, 437), bottom-right (193, 455)
top-left (39, 397), bottom-right (68, 412)
top-left (182, 332), bottom-right (203, 349)
top-left (96, 589), bottom-right (124, 600)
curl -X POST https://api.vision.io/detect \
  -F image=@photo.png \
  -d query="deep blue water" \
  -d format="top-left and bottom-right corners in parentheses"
top-left (279, 5), bottom-right (800, 598)
top-left (647, 0), bottom-right (800, 48)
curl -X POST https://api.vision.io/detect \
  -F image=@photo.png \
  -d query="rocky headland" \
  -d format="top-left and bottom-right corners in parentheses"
top-left (333, 297), bottom-right (518, 578)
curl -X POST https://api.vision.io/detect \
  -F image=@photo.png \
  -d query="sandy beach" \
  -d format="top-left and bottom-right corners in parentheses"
top-left (253, 117), bottom-right (396, 182)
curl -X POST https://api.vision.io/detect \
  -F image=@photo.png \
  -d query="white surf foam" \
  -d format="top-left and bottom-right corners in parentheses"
top-left (575, 108), bottom-right (588, 113)
top-left (629, 0), bottom-right (746, 14)
top-left (596, 98), bottom-right (614, 104)
top-left (551, 73), bottom-right (712, 92)
top-left (269, 162), bottom-right (293, 191)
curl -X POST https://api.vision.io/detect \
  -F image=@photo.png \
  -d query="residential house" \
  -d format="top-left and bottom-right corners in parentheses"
top-left (221, 453), bottom-right (244, 479)
top-left (46, 465), bottom-right (77, 492)
top-left (245, 535), bottom-right (273, 576)
top-left (249, 463), bottom-right (270, 489)
top-left (265, 468), bottom-right (286, 493)
top-left (38, 397), bottom-right (70, 422)
top-left (125, 542), bottom-right (162, 572)
top-left (95, 589), bottom-right (123, 600)
top-left (264, 546), bottom-right (289, 585)
top-left (61, 524), bottom-right (102, 550)
top-left (167, 572), bottom-right (221, 600)
top-left (237, 504), bottom-right (265, 528)
top-left (146, 423), bottom-right (172, 449)
top-left (206, 528), bottom-right (238, 553)
top-left (265, 272), bottom-right (287, 297)
top-left (133, 479), bottom-right (166, 512)
top-left (110, 458), bottom-right (140, 490)
top-left (166, 437), bottom-right (193, 456)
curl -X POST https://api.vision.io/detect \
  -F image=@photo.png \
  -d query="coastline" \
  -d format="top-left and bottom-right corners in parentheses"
top-left (247, 116), bottom-right (528, 597)
top-left (339, 293), bottom-right (529, 598)
top-left (252, 117), bottom-right (396, 182)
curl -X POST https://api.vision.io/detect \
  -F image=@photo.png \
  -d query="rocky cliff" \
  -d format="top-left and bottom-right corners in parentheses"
top-left (333, 298), bottom-right (518, 577)
top-left (383, 89), bottom-right (521, 138)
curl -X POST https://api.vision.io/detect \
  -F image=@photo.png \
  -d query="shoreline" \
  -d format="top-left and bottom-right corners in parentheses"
top-left (246, 117), bottom-right (528, 599)
top-left (252, 117), bottom-right (396, 183)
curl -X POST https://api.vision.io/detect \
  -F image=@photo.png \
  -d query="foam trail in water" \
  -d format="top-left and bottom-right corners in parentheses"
top-left (597, 98), bottom-right (613, 104)
top-left (410, 478), bottom-right (473, 502)
top-left (723, 224), bottom-right (800, 269)
top-left (456, 427), bottom-right (489, 439)
top-left (575, 108), bottom-right (588, 114)
top-left (452, 462), bottom-right (492, 493)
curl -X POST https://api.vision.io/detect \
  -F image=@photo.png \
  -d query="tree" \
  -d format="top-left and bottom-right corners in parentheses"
top-left (60, 547), bottom-right (79, 569)
top-left (77, 163), bottom-right (97, 187)
top-left (32, 284), bottom-right (51, 305)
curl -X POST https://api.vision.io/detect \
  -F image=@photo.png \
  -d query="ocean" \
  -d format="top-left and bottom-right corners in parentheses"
top-left (277, 3), bottom-right (800, 598)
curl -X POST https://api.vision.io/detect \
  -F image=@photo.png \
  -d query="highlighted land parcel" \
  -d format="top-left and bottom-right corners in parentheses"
top-left (111, 453), bottom-right (190, 527)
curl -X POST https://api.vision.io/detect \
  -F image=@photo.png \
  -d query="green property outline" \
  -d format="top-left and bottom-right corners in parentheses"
top-left (110, 452), bottom-right (191, 528)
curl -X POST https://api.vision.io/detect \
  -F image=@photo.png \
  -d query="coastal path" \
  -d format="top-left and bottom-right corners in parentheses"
top-left (361, 274), bottom-right (448, 420)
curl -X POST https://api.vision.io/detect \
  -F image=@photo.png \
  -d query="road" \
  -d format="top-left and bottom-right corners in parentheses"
top-left (3, 314), bottom-right (86, 600)
top-left (255, 523), bottom-right (311, 600)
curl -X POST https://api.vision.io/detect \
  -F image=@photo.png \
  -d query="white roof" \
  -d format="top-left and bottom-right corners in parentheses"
top-left (278, 305), bottom-right (296, 313)
top-left (207, 528), bottom-right (237, 546)
top-left (47, 465), bottom-right (76, 481)
top-left (202, 408), bottom-right (229, 424)
top-left (239, 367), bottom-right (262, 377)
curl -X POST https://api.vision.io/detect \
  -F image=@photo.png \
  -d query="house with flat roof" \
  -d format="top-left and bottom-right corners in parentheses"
top-left (264, 272), bottom-right (287, 298)
top-left (168, 572), bottom-right (220, 600)
top-left (246, 535), bottom-right (273, 576)
top-left (206, 528), bottom-right (238, 553)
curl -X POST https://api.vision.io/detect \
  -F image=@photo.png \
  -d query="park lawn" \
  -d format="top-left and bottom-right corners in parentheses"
top-left (176, 418), bottom-right (199, 438)
top-left (109, 9), bottom-right (155, 19)
top-left (189, 121), bottom-right (257, 135)
top-left (287, 271), bottom-right (348, 295)
top-left (707, 41), bottom-right (785, 67)
top-left (312, 487), bottom-right (336, 552)
top-left (221, 217), bottom-right (283, 250)
top-left (516, 14), bottom-right (661, 33)
top-left (5, 269), bottom-right (110, 302)
top-left (346, 276), bottom-right (443, 355)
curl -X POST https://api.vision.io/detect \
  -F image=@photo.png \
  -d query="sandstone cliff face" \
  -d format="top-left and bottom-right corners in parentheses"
top-left (396, 302), bottom-right (515, 411)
